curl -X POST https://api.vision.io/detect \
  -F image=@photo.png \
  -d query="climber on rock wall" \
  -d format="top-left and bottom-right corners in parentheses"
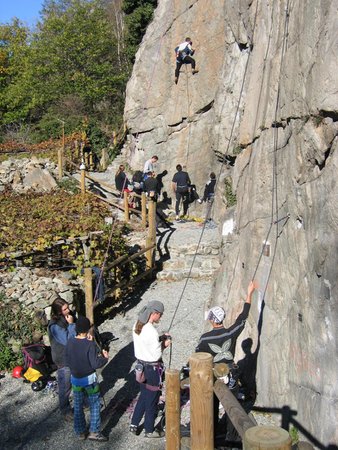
top-left (174, 37), bottom-right (199, 84)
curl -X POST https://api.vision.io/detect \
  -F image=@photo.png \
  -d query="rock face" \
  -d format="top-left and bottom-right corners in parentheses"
top-left (123, 0), bottom-right (338, 445)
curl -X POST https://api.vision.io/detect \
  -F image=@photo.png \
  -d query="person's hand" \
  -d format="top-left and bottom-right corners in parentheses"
top-left (102, 349), bottom-right (109, 359)
top-left (65, 313), bottom-right (74, 324)
top-left (248, 280), bottom-right (258, 295)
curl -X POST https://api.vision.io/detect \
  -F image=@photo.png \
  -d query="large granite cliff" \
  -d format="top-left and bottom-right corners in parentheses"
top-left (123, 0), bottom-right (338, 444)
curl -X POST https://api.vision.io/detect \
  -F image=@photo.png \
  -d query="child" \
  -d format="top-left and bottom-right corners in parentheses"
top-left (198, 172), bottom-right (216, 203)
top-left (65, 316), bottom-right (109, 441)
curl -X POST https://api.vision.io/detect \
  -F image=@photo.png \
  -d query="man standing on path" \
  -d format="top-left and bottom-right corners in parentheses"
top-left (65, 316), bottom-right (109, 442)
top-left (48, 297), bottom-right (77, 421)
top-left (172, 164), bottom-right (191, 220)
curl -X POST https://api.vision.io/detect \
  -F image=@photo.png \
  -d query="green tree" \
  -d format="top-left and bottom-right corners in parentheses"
top-left (122, 0), bottom-right (157, 63)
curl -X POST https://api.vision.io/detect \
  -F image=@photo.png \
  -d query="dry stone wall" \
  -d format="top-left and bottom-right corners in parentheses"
top-left (123, 0), bottom-right (338, 444)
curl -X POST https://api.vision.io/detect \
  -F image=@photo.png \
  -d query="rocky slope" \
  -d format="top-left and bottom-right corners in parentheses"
top-left (122, 0), bottom-right (338, 445)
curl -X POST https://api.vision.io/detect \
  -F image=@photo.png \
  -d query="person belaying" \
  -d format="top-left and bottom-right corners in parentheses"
top-left (129, 301), bottom-right (171, 438)
top-left (174, 37), bottom-right (199, 84)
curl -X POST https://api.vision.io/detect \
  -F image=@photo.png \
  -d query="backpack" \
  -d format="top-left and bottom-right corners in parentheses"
top-left (22, 343), bottom-right (54, 378)
top-left (132, 170), bottom-right (144, 190)
top-left (175, 45), bottom-right (189, 62)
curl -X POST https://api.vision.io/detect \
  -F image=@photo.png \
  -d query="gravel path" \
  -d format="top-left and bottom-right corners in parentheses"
top-left (0, 278), bottom-right (213, 450)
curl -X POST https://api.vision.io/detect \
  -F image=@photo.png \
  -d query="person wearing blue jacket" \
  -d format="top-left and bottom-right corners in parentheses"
top-left (48, 297), bottom-right (76, 420)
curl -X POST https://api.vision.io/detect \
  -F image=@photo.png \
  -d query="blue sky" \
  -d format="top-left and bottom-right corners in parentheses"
top-left (0, 0), bottom-right (44, 26)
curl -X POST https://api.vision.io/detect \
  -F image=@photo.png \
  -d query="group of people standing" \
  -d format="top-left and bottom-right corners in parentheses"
top-left (115, 155), bottom-right (217, 222)
top-left (47, 279), bottom-right (258, 443)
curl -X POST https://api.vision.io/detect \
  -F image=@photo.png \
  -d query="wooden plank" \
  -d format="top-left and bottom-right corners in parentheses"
top-left (213, 379), bottom-right (257, 438)
top-left (165, 369), bottom-right (181, 450)
top-left (104, 268), bottom-right (153, 298)
top-left (244, 426), bottom-right (291, 450)
top-left (189, 353), bottom-right (214, 450)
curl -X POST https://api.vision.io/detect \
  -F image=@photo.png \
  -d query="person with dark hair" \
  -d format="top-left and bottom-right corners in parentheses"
top-left (65, 316), bottom-right (109, 442)
top-left (48, 297), bottom-right (76, 420)
top-left (156, 170), bottom-right (168, 196)
top-left (143, 156), bottom-right (158, 177)
top-left (115, 164), bottom-right (130, 193)
top-left (129, 301), bottom-right (171, 439)
top-left (172, 164), bottom-right (191, 220)
top-left (144, 171), bottom-right (159, 201)
top-left (174, 37), bottom-right (199, 84)
top-left (198, 172), bottom-right (216, 203)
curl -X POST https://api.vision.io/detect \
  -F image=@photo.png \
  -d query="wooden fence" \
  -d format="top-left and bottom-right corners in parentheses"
top-left (165, 353), bottom-right (294, 450)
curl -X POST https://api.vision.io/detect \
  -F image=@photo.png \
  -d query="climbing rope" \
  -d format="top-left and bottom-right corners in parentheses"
top-left (93, 215), bottom-right (118, 304)
top-left (164, 2), bottom-right (261, 365)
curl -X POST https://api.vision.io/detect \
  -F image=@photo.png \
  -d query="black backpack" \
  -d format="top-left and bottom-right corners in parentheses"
top-left (22, 343), bottom-right (54, 377)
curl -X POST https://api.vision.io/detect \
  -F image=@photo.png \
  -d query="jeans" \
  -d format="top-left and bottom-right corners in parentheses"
top-left (73, 384), bottom-right (101, 435)
top-left (131, 365), bottom-right (161, 433)
top-left (175, 190), bottom-right (189, 216)
top-left (57, 366), bottom-right (72, 415)
top-left (175, 55), bottom-right (196, 78)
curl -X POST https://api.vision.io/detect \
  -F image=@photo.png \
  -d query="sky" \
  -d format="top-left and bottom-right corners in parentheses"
top-left (0, 0), bottom-right (44, 26)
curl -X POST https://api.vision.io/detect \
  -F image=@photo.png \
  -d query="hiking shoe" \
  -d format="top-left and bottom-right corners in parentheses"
top-left (144, 430), bottom-right (165, 438)
top-left (88, 432), bottom-right (108, 442)
top-left (78, 432), bottom-right (87, 440)
top-left (174, 77), bottom-right (178, 84)
top-left (129, 425), bottom-right (138, 435)
top-left (197, 198), bottom-right (202, 204)
top-left (192, 69), bottom-right (199, 74)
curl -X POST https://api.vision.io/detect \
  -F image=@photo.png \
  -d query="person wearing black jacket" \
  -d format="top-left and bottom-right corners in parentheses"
top-left (65, 316), bottom-right (109, 442)
top-left (172, 164), bottom-right (191, 220)
top-left (195, 280), bottom-right (258, 440)
top-left (198, 172), bottom-right (216, 203)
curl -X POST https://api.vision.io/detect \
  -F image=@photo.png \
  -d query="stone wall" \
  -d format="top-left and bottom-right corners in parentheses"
top-left (122, 0), bottom-right (338, 444)
top-left (0, 157), bottom-right (58, 192)
top-left (0, 267), bottom-right (82, 320)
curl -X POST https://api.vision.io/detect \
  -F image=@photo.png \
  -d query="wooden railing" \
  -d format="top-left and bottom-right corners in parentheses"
top-left (165, 353), bottom-right (295, 450)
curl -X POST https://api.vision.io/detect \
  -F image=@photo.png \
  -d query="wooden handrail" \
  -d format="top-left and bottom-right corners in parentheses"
top-left (104, 268), bottom-right (153, 298)
top-left (213, 379), bottom-right (257, 439)
top-left (104, 243), bottom-right (156, 271)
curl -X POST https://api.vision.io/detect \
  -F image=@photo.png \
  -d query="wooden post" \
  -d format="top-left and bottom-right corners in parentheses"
top-left (214, 379), bottom-right (256, 438)
top-left (84, 267), bottom-right (94, 325)
top-left (145, 237), bottom-right (153, 270)
top-left (74, 140), bottom-right (79, 158)
top-left (244, 425), bottom-right (291, 450)
top-left (189, 352), bottom-right (214, 450)
top-left (80, 164), bottom-right (86, 195)
top-left (148, 199), bottom-right (156, 244)
top-left (165, 369), bottom-right (181, 450)
top-left (89, 151), bottom-right (94, 171)
top-left (58, 147), bottom-right (63, 180)
top-left (141, 192), bottom-right (147, 227)
top-left (124, 191), bottom-right (129, 222)
top-left (101, 148), bottom-right (107, 171)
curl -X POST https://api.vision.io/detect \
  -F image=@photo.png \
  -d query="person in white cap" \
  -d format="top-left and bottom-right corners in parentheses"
top-left (195, 280), bottom-right (258, 442)
top-left (130, 301), bottom-right (171, 439)
top-left (196, 280), bottom-right (257, 364)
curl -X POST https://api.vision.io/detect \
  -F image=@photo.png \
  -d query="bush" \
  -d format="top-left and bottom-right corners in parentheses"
top-left (0, 295), bottom-right (46, 370)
